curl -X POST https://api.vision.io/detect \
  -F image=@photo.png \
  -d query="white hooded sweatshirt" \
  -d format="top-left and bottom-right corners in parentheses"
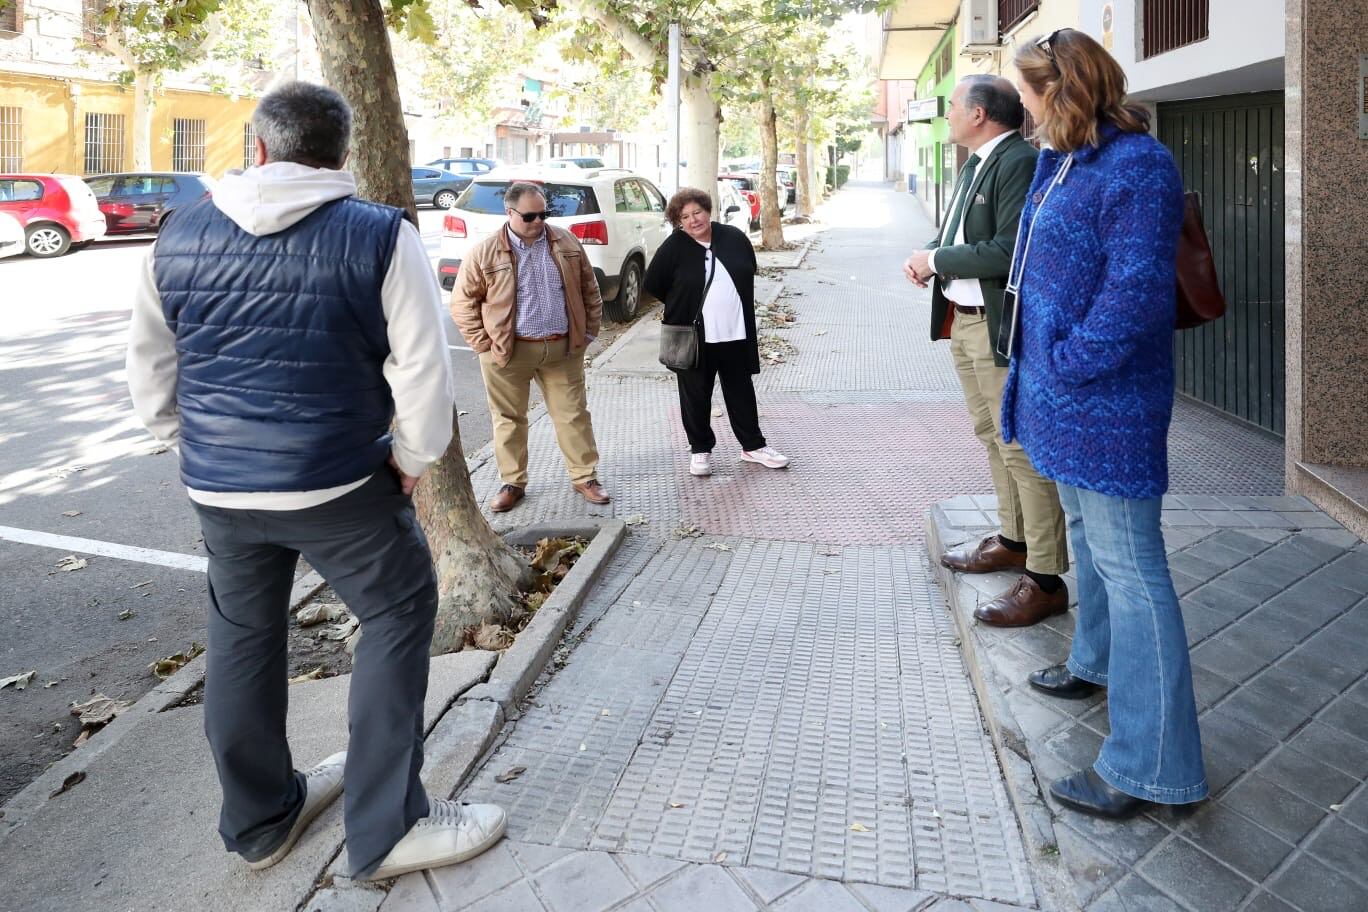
top-left (126, 162), bottom-right (454, 510)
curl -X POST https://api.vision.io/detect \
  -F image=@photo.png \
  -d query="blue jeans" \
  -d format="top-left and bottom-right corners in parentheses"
top-left (1057, 482), bottom-right (1208, 805)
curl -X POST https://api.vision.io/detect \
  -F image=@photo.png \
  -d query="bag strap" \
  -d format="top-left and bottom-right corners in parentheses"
top-left (693, 248), bottom-right (717, 326)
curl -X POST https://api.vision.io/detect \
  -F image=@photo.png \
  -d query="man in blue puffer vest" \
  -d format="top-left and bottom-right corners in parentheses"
top-left (126, 82), bottom-right (506, 882)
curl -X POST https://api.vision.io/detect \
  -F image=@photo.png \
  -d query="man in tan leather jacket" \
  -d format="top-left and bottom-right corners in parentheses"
top-left (451, 181), bottom-right (609, 513)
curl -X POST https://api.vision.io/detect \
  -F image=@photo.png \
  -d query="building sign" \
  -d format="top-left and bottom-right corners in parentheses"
top-left (906, 96), bottom-right (943, 123)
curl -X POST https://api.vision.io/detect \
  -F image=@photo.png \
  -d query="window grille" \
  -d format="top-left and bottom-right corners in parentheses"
top-left (242, 122), bottom-right (256, 170)
top-left (173, 118), bottom-right (206, 172)
top-left (0, 107), bottom-right (21, 171)
top-left (1142, 0), bottom-right (1209, 59)
top-left (84, 112), bottom-right (126, 174)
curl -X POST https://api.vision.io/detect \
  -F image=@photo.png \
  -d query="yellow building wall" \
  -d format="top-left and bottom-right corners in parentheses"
top-left (1, 71), bottom-right (258, 176)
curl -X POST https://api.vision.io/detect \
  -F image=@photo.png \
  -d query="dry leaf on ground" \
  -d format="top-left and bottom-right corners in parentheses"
top-left (149, 643), bottom-right (205, 680)
top-left (288, 667), bottom-right (327, 685)
top-left (623, 514), bottom-right (648, 526)
top-left (61, 510), bottom-right (82, 517)
top-left (131, 579), bottom-right (153, 589)
top-left (55, 556), bottom-right (88, 572)
top-left (71, 694), bottom-right (133, 728)
top-left (849, 822), bottom-right (872, 832)
top-left (473, 622), bottom-right (515, 651)
top-left (495, 766), bottom-right (527, 784)
top-left (704, 542), bottom-right (732, 552)
top-left (320, 616), bottom-right (361, 642)
top-left (668, 801), bottom-right (686, 809)
top-left (297, 602), bottom-right (348, 627)
top-left (49, 771), bottom-right (85, 798)
top-left (117, 609), bottom-right (135, 621)
top-left (673, 525), bottom-right (704, 538)
top-left (1, 670), bottom-right (37, 691)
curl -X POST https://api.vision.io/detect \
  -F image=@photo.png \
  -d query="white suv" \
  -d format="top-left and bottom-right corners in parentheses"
top-left (436, 168), bottom-right (672, 322)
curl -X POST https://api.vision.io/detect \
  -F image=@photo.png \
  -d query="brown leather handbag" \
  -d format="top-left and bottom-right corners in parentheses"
top-left (1175, 192), bottom-right (1227, 329)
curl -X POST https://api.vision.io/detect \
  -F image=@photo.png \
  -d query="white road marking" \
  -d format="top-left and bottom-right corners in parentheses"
top-left (448, 344), bottom-right (474, 352)
top-left (0, 525), bottom-right (208, 572)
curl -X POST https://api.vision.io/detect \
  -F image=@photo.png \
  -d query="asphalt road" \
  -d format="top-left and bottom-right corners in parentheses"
top-left (0, 208), bottom-right (504, 804)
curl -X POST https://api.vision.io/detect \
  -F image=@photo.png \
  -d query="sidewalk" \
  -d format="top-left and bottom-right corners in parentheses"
top-left (1, 183), bottom-right (1360, 912)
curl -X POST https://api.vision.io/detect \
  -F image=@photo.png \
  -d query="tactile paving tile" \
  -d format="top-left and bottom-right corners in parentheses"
top-left (585, 541), bottom-right (1036, 906)
top-left (676, 397), bottom-right (994, 545)
top-left (1168, 398), bottom-right (1284, 495)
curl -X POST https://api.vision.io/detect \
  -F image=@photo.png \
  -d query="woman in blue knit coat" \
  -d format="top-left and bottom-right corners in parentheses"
top-left (1001, 29), bottom-right (1207, 818)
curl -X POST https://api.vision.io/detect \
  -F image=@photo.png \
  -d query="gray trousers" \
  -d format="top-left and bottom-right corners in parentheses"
top-left (192, 469), bottom-right (437, 878)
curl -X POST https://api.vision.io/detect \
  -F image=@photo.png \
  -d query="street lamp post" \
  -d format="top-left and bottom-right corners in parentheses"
top-left (666, 22), bottom-right (681, 196)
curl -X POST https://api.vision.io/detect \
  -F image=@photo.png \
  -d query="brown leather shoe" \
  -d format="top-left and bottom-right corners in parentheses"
top-left (941, 535), bottom-right (1028, 574)
top-left (573, 479), bottom-right (610, 505)
top-left (974, 575), bottom-right (1069, 627)
top-left (489, 484), bottom-right (525, 513)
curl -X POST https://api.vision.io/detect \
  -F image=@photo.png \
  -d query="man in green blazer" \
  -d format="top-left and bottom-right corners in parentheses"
top-left (903, 75), bottom-right (1069, 628)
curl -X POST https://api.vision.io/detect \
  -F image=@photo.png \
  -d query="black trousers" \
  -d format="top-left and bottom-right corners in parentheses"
top-left (675, 340), bottom-right (765, 453)
top-left (191, 469), bottom-right (437, 878)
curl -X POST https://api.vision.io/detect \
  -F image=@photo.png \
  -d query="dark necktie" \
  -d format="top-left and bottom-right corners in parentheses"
top-left (939, 153), bottom-right (981, 248)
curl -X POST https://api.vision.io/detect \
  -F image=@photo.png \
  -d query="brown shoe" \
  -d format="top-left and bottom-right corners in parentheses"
top-left (489, 484), bottom-right (525, 513)
top-left (975, 575), bottom-right (1069, 628)
top-left (941, 534), bottom-right (1028, 574)
top-left (573, 479), bottom-right (610, 505)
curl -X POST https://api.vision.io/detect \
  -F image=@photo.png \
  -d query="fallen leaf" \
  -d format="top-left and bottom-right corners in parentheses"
top-left (600, 708), bottom-right (611, 716)
top-left (713, 851), bottom-right (728, 863)
top-left (55, 556), bottom-right (88, 572)
top-left (813, 329), bottom-right (827, 336)
top-left (673, 525), bottom-right (704, 538)
top-left (457, 410), bottom-right (469, 417)
top-left (319, 616), bottom-right (361, 642)
top-left (623, 514), bottom-right (648, 526)
top-left (70, 694), bottom-right (132, 728)
top-left (61, 510), bottom-right (82, 517)
top-left (849, 822), bottom-right (872, 832)
top-left (704, 542), bottom-right (732, 552)
top-left (931, 808), bottom-right (943, 821)
top-left (117, 609), bottom-right (135, 621)
top-left (818, 549), bottom-right (840, 557)
top-left (495, 766), bottom-right (527, 784)
top-left (1330, 803), bottom-right (1342, 812)
top-left (49, 771), bottom-right (85, 798)
top-left (130, 579), bottom-right (153, 589)
top-left (473, 622), bottom-right (514, 651)
top-left (43, 680), bottom-right (59, 688)
top-left (148, 643), bottom-right (205, 680)
top-left (296, 602), bottom-right (348, 627)
top-left (344, 627), bottom-right (363, 656)
top-left (0, 670), bottom-right (37, 691)
top-left (668, 801), bottom-right (686, 809)
top-left (149, 444), bottom-right (169, 455)
top-left (530, 537), bottom-right (579, 574)
top-left (288, 667), bottom-right (327, 684)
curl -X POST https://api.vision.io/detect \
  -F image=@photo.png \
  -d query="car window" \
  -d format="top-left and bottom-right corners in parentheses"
top-left (637, 179), bottom-right (666, 212)
top-left (413, 168), bottom-right (442, 180)
top-left (0, 179), bottom-right (43, 202)
top-left (625, 181), bottom-right (654, 213)
top-left (85, 177), bottom-right (116, 197)
top-left (613, 181), bottom-right (631, 213)
top-left (456, 181), bottom-right (600, 217)
top-left (161, 177), bottom-right (179, 194)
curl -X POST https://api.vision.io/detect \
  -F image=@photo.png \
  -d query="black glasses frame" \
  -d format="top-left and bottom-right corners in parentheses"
top-left (1036, 29), bottom-right (1063, 72)
top-left (509, 208), bottom-right (551, 223)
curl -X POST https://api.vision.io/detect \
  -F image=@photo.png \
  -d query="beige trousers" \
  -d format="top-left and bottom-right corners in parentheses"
top-left (479, 338), bottom-right (600, 488)
top-left (949, 309), bottom-right (1068, 575)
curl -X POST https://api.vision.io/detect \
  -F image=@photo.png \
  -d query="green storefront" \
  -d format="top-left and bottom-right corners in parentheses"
top-left (907, 28), bottom-right (959, 228)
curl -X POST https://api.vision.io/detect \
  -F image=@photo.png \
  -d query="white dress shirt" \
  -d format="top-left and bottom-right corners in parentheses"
top-left (929, 129), bottom-right (1017, 308)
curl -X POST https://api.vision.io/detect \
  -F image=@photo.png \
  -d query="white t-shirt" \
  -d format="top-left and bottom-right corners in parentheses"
top-left (697, 242), bottom-right (746, 343)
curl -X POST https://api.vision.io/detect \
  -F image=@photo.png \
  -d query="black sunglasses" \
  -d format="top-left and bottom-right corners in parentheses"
top-left (510, 208), bottom-right (551, 223)
top-left (1036, 29), bottom-right (1063, 71)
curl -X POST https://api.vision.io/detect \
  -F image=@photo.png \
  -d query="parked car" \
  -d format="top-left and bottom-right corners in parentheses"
top-left (545, 157), bottom-right (608, 170)
top-left (436, 167), bottom-right (671, 322)
top-left (718, 174), bottom-right (761, 229)
top-left (411, 166), bottom-right (471, 209)
top-left (84, 172), bottom-right (214, 236)
top-left (716, 180), bottom-right (749, 232)
top-left (776, 166), bottom-right (797, 205)
top-left (0, 211), bottom-right (23, 258)
top-left (0, 174), bottom-right (107, 257)
top-left (426, 157), bottom-right (498, 176)
top-left (723, 172), bottom-right (787, 222)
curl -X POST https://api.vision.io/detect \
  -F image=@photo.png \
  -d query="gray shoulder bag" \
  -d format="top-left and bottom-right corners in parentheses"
top-left (658, 249), bottom-right (716, 371)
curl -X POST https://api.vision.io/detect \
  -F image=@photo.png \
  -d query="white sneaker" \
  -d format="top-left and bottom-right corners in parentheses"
top-left (740, 446), bottom-right (790, 469)
top-left (690, 453), bottom-right (712, 476)
top-left (246, 751), bottom-right (346, 870)
top-left (364, 798), bottom-right (507, 881)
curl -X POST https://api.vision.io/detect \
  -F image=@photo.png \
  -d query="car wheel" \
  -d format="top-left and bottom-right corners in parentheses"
top-left (26, 224), bottom-right (71, 258)
top-left (604, 257), bottom-right (642, 323)
top-left (434, 190), bottom-right (458, 210)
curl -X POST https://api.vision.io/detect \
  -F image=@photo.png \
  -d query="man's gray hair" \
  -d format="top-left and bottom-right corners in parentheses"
top-left (252, 82), bottom-right (352, 168)
top-left (505, 182), bottom-right (546, 208)
top-left (962, 74), bottom-right (1025, 131)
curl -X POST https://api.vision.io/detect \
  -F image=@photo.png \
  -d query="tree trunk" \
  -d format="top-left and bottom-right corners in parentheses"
top-left (680, 71), bottom-right (720, 203)
top-left (307, 0), bottom-right (526, 654)
top-left (131, 70), bottom-right (154, 170)
top-left (306, 0), bottom-right (417, 223)
top-left (757, 75), bottom-right (784, 250)
top-left (795, 108), bottom-right (813, 218)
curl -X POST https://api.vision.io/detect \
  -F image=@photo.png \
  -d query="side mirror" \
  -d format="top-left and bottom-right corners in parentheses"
top-left (725, 205), bottom-right (741, 215)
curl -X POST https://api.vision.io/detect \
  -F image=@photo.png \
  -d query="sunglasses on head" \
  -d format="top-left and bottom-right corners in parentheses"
top-left (510, 208), bottom-right (551, 223)
top-left (1036, 29), bottom-right (1063, 70)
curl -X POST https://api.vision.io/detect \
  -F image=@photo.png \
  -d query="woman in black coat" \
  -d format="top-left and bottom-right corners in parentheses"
top-left (643, 187), bottom-right (789, 477)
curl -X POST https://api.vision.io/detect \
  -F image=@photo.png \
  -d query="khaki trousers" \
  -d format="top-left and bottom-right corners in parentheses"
top-left (949, 309), bottom-right (1068, 575)
top-left (479, 338), bottom-right (600, 488)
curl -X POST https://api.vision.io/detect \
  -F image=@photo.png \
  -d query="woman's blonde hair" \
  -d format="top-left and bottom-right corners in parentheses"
top-left (1015, 28), bottom-right (1149, 151)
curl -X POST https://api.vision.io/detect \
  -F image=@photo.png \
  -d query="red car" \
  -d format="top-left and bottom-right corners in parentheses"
top-left (719, 175), bottom-right (761, 229)
top-left (0, 174), bottom-right (108, 257)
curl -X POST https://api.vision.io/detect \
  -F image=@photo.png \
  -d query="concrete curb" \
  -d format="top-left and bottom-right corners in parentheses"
top-left (0, 570), bottom-right (326, 845)
top-left (460, 519), bottom-right (628, 716)
top-left (589, 302), bottom-right (663, 372)
top-left (925, 504), bottom-right (1076, 912)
